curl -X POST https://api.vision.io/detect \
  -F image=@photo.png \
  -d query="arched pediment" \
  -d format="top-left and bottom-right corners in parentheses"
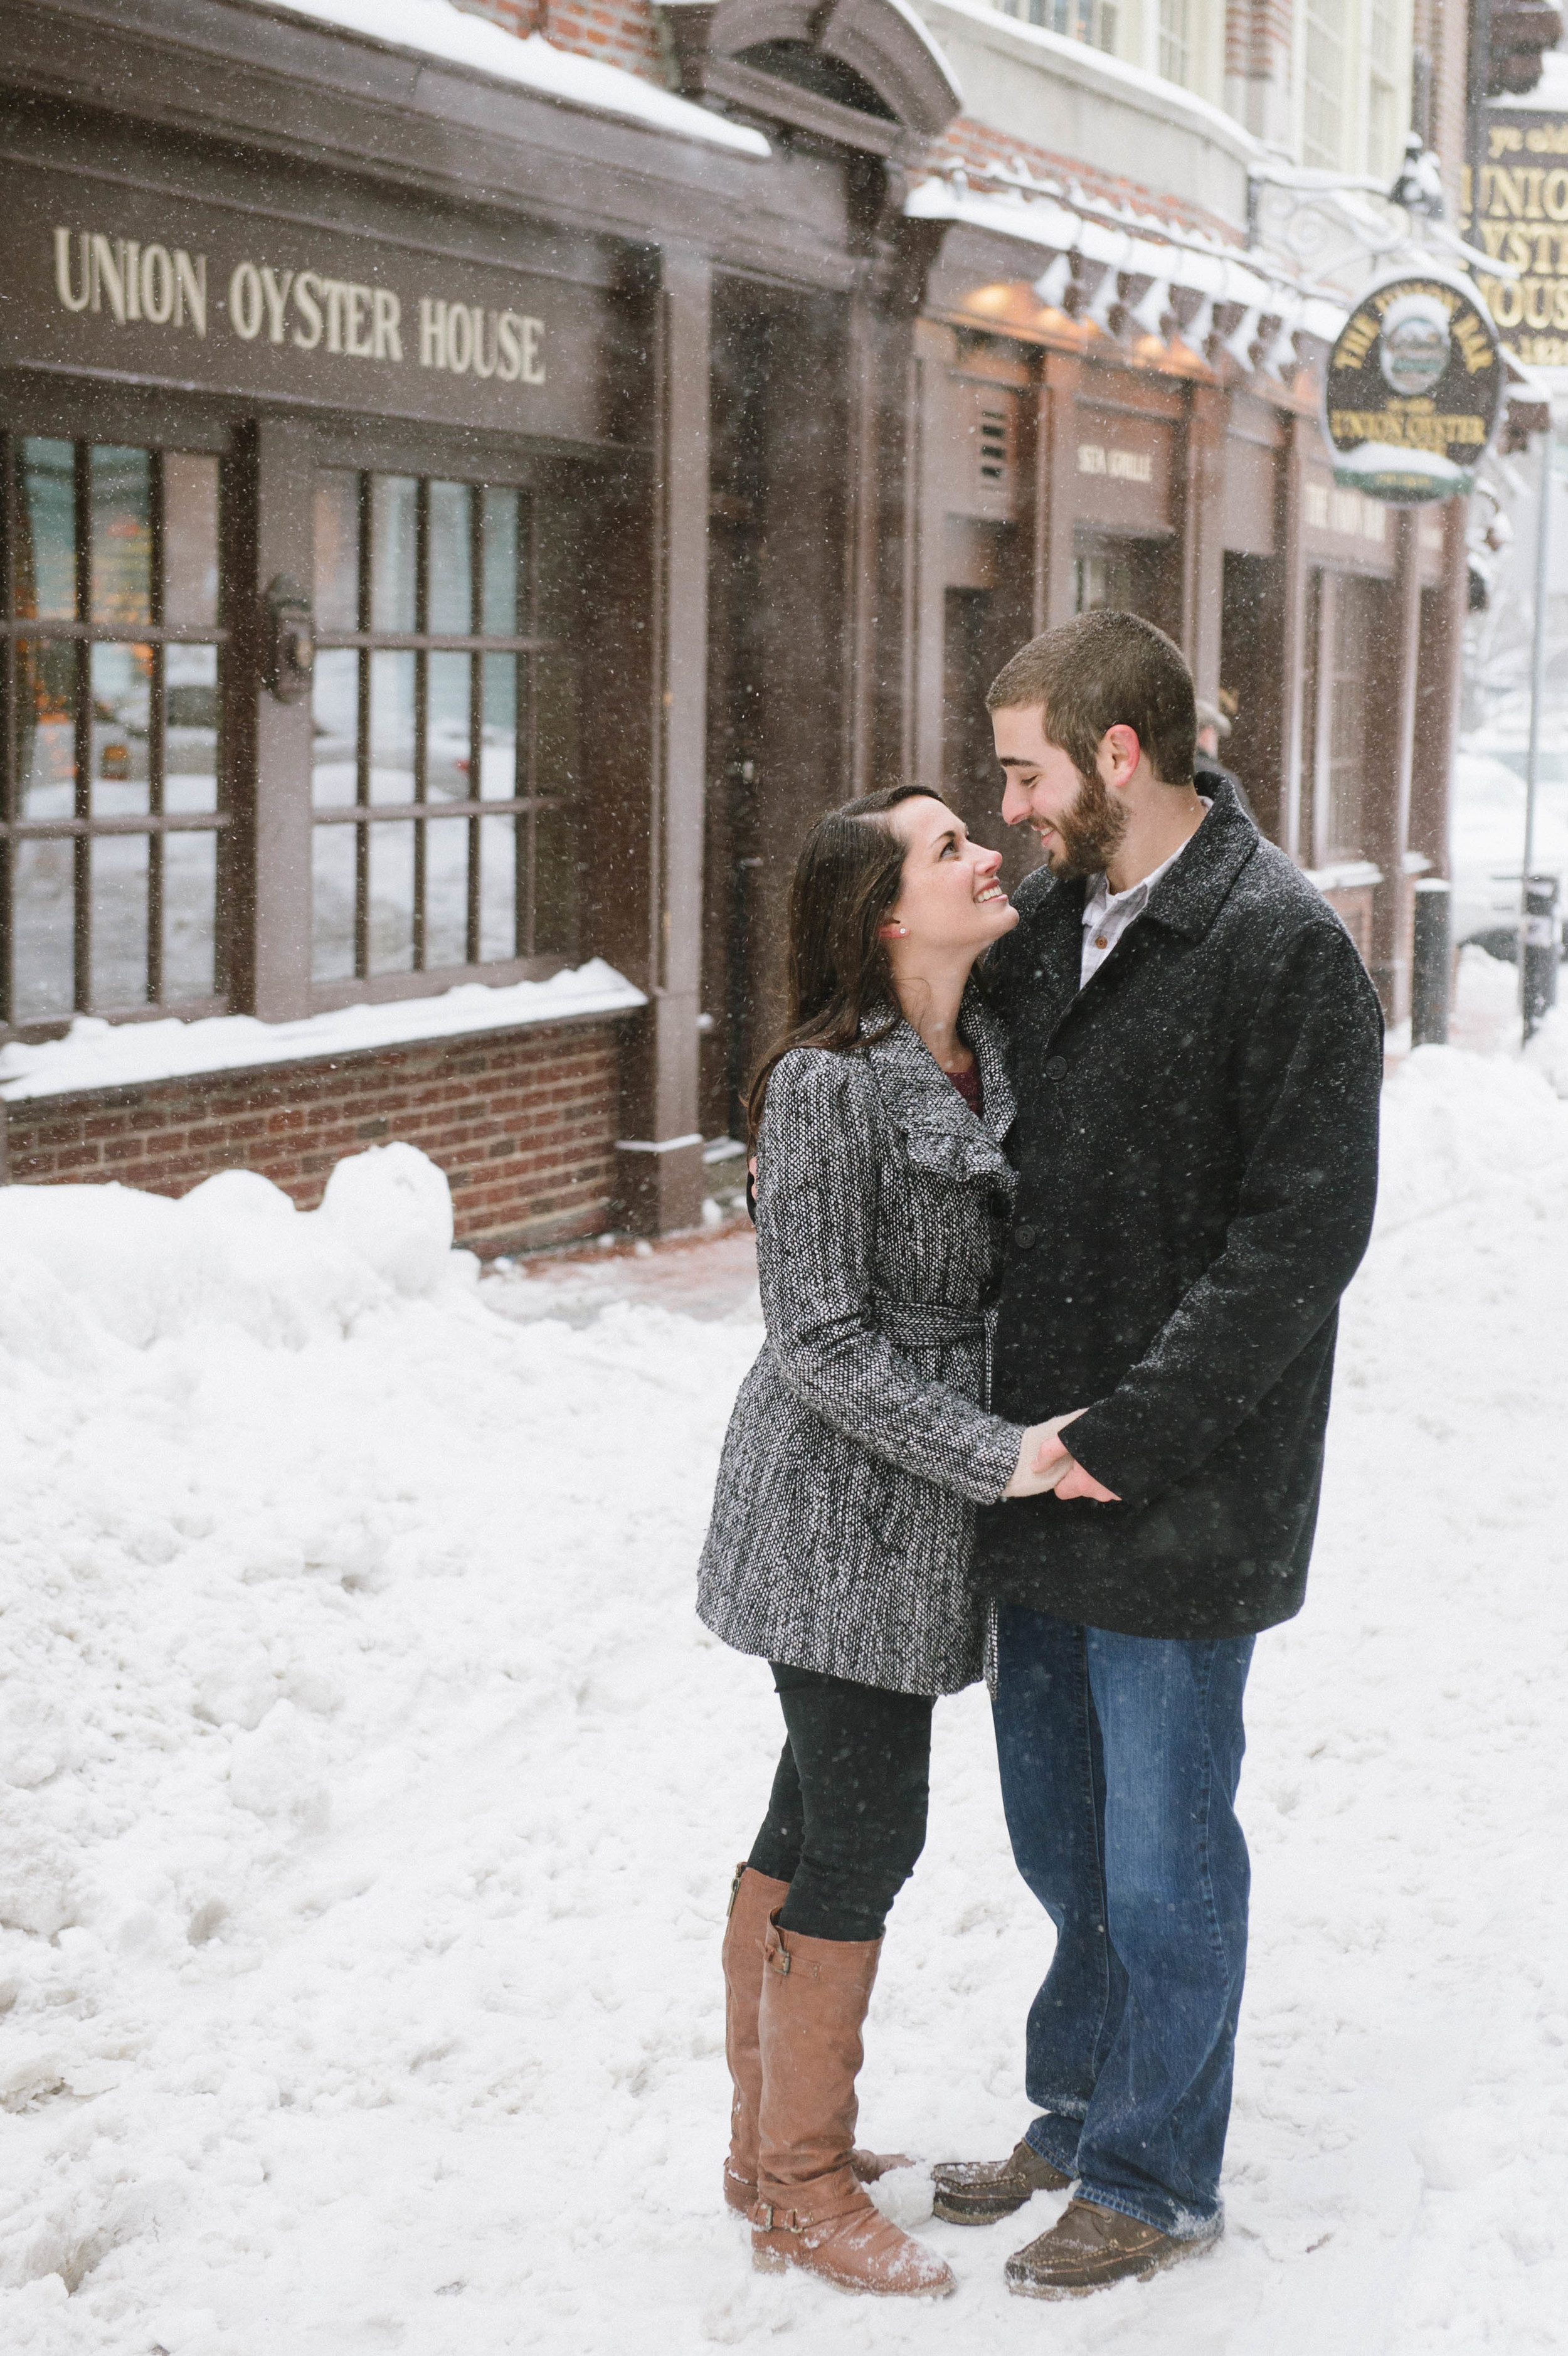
top-left (655, 0), bottom-right (962, 153)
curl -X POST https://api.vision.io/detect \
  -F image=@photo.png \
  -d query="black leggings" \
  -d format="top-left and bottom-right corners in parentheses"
top-left (746, 1663), bottom-right (934, 1943)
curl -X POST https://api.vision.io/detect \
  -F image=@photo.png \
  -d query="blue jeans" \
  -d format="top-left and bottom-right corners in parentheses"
top-left (992, 1606), bottom-right (1254, 2239)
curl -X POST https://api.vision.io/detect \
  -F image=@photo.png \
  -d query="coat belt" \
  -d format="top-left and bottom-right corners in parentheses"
top-left (877, 1300), bottom-right (995, 1408)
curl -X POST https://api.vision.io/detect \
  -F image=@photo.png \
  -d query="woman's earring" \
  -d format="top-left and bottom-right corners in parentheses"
top-left (878, 922), bottom-right (908, 939)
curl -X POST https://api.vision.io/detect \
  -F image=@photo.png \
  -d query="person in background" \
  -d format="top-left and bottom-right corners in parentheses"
top-left (697, 785), bottom-right (1066, 2301)
top-left (1194, 696), bottom-right (1254, 822)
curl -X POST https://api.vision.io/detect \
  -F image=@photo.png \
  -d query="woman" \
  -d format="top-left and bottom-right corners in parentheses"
top-left (697, 785), bottom-right (1062, 2301)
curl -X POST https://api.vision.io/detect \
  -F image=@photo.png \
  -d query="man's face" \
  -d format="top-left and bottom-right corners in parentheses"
top-left (992, 704), bottom-right (1129, 879)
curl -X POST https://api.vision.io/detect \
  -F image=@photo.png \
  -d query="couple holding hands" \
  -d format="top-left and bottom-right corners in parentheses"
top-left (697, 610), bottom-right (1384, 2302)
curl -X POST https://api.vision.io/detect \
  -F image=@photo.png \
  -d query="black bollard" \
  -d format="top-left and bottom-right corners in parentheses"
top-left (1412, 878), bottom-right (1452, 1048)
top-left (1523, 874), bottom-right (1561, 1040)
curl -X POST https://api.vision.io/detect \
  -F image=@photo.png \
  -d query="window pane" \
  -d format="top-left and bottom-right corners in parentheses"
top-left (16, 438), bottom-right (76, 620)
top-left (426, 650), bottom-right (471, 802)
top-left (423, 814), bottom-right (470, 971)
top-left (369, 475), bottom-right (416, 632)
top-left (164, 644), bottom-right (220, 814)
top-left (368, 819), bottom-right (415, 972)
top-left (162, 453), bottom-right (220, 629)
top-left (91, 642), bottom-right (152, 817)
top-left (479, 812), bottom-right (517, 963)
top-left (90, 830), bottom-right (150, 1009)
top-left (163, 831), bottom-right (217, 1000)
top-left (315, 469), bottom-right (360, 632)
top-left (312, 647), bottom-right (359, 809)
top-left (368, 650), bottom-right (415, 806)
top-left (90, 446), bottom-right (152, 627)
top-left (427, 480), bottom-right (473, 634)
top-left (480, 654), bottom-right (516, 798)
top-left (534, 802), bottom-right (578, 960)
top-left (18, 641), bottom-right (77, 818)
top-left (312, 824), bottom-right (357, 980)
top-left (11, 839), bottom-right (75, 1020)
top-left (481, 487), bottom-right (519, 635)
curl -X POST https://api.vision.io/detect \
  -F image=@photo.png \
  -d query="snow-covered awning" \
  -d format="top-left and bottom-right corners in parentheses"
top-left (907, 169), bottom-right (1345, 381)
top-left (262, 0), bottom-right (771, 156)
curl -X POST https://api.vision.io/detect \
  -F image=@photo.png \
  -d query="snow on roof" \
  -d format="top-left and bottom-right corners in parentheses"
top-left (258, 0), bottom-right (771, 156)
top-left (914, 0), bottom-right (1262, 162)
top-left (0, 961), bottom-right (647, 1106)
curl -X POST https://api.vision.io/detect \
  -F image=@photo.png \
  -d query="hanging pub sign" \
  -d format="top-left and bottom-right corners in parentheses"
top-left (1322, 275), bottom-right (1503, 504)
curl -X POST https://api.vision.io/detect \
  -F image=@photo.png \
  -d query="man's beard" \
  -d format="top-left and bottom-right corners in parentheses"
top-left (1041, 765), bottom-right (1128, 879)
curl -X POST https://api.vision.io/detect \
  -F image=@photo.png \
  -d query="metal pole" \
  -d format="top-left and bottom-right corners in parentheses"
top-left (1522, 412), bottom-right (1553, 1038)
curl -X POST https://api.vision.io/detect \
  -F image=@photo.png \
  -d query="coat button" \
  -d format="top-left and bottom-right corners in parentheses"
top-left (1045, 1054), bottom-right (1068, 1080)
top-left (1013, 1223), bottom-right (1037, 1251)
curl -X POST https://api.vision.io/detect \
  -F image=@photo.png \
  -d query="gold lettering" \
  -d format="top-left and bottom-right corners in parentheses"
top-left (346, 284), bottom-right (374, 359)
top-left (322, 280), bottom-right (351, 356)
top-left (174, 250), bottom-right (206, 336)
top-left (53, 228), bottom-right (90, 311)
top-left (90, 233), bottom-right (126, 324)
top-left (293, 272), bottom-right (323, 350)
top-left (497, 310), bottom-right (521, 381)
top-left (372, 287), bottom-right (401, 362)
top-left (123, 241), bottom-right (141, 322)
top-left (419, 296), bottom-right (445, 369)
top-left (1338, 311), bottom-right (1379, 365)
top-left (1488, 167), bottom-right (1528, 216)
top-left (228, 260), bottom-right (263, 341)
top-left (1547, 167), bottom-right (1568, 220)
top-left (260, 267), bottom-right (294, 345)
top-left (142, 245), bottom-right (175, 326)
top-left (1453, 312), bottom-right (1496, 371)
top-left (520, 316), bottom-right (544, 385)
top-left (445, 302), bottom-right (472, 374)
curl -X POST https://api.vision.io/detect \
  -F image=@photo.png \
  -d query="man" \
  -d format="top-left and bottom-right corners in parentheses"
top-left (932, 612), bottom-right (1383, 2298)
top-left (1194, 696), bottom-right (1254, 822)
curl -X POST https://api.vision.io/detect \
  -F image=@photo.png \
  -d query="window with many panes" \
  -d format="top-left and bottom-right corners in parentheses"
top-left (1367, 0), bottom-right (1399, 178)
top-left (1, 437), bottom-right (225, 1028)
top-left (1304, 0), bottom-right (1348, 169)
top-left (1158, 0), bottom-right (1192, 87)
top-left (311, 470), bottom-right (580, 987)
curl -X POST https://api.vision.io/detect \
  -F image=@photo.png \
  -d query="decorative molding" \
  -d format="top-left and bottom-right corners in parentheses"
top-left (653, 0), bottom-right (961, 149)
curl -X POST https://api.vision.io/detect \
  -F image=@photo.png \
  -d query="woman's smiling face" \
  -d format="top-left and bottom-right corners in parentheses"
top-left (883, 795), bottom-right (1019, 957)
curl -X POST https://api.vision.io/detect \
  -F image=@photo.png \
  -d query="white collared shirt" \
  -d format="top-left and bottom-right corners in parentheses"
top-left (1079, 801), bottom-right (1210, 989)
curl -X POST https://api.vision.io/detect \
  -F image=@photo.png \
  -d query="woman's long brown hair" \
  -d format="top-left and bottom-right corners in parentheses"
top-left (746, 784), bottom-right (936, 1145)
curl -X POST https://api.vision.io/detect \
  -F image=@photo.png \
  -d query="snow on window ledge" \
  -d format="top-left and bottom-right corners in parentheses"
top-left (255, 0), bottom-right (771, 156)
top-left (0, 963), bottom-right (647, 1106)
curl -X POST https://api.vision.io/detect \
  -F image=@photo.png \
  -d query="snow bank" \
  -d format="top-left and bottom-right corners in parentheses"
top-left (1, 1053), bottom-right (1567, 2352)
top-left (262, 0), bottom-right (771, 154)
top-left (0, 960), bottom-right (644, 1104)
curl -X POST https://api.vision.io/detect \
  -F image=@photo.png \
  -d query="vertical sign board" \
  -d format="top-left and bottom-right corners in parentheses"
top-left (0, 160), bottom-right (627, 443)
top-left (1466, 112), bottom-right (1568, 368)
top-left (1323, 275), bottom-right (1503, 504)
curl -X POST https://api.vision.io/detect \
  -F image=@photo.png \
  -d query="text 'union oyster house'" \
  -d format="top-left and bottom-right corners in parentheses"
top-left (0, 0), bottom-right (1522, 1246)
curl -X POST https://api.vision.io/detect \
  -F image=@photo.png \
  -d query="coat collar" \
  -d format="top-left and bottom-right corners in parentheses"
top-left (1141, 776), bottom-right (1259, 940)
top-left (861, 989), bottom-right (1016, 1189)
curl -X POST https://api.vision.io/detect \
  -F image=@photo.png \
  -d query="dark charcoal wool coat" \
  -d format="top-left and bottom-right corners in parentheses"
top-left (974, 779), bottom-right (1384, 1641)
top-left (697, 1000), bottom-right (1025, 1697)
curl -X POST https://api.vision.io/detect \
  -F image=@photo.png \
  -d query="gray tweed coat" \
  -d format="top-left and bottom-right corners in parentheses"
top-left (697, 995), bottom-right (1025, 1696)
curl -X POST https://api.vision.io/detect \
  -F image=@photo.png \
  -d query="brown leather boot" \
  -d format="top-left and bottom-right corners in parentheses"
top-left (750, 1916), bottom-right (954, 2299)
top-left (1005, 2196), bottom-right (1222, 2298)
top-left (721, 1865), bottom-right (911, 2216)
top-left (932, 2136), bottom-right (1074, 2224)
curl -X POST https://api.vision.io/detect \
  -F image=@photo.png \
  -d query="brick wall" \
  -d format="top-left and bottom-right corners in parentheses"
top-left (937, 117), bottom-right (1246, 245)
top-left (2, 1016), bottom-right (631, 1260)
top-left (455, 0), bottom-right (665, 83)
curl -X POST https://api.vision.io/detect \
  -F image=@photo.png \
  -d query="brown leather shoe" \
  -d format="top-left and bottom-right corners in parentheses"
top-left (1005, 2196), bottom-right (1221, 2298)
top-left (931, 2136), bottom-right (1073, 2224)
top-left (721, 1866), bottom-right (912, 2215)
top-left (751, 1916), bottom-right (954, 2298)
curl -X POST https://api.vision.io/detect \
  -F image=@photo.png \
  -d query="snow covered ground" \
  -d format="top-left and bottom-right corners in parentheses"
top-left (4, 980), bottom-right (1568, 2354)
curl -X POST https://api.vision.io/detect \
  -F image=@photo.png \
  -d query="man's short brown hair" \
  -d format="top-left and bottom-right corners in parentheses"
top-left (986, 611), bottom-right (1196, 787)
